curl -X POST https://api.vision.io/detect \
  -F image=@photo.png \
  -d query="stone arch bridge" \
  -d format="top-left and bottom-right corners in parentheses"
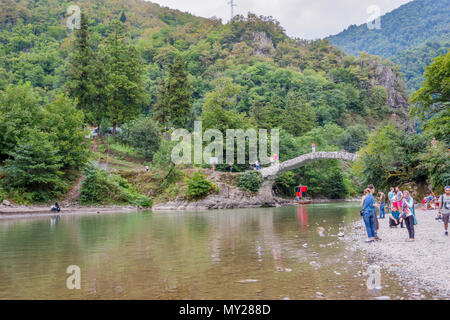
top-left (258, 151), bottom-right (358, 203)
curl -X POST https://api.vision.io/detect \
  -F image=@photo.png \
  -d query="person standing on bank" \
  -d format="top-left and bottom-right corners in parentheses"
top-left (388, 187), bottom-right (395, 210)
top-left (402, 190), bottom-right (417, 225)
top-left (395, 187), bottom-right (403, 212)
top-left (401, 192), bottom-right (415, 242)
top-left (361, 188), bottom-right (377, 243)
top-left (438, 186), bottom-right (450, 236)
top-left (368, 185), bottom-right (381, 240)
top-left (378, 190), bottom-right (386, 219)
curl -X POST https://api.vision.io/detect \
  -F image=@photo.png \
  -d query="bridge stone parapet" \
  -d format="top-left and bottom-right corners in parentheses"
top-left (260, 151), bottom-right (357, 182)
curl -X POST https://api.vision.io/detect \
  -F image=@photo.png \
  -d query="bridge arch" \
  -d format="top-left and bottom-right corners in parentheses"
top-left (257, 151), bottom-right (358, 203)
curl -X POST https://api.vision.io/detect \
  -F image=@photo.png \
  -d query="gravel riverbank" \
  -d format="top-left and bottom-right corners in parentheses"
top-left (346, 208), bottom-right (450, 298)
top-left (0, 205), bottom-right (139, 219)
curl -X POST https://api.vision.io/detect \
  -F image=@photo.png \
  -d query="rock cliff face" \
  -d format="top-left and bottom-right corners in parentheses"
top-left (365, 58), bottom-right (414, 131)
top-left (250, 31), bottom-right (275, 57)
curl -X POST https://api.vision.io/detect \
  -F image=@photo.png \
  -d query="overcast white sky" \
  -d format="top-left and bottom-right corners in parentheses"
top-left (148, 0), bottom-right (413, 39)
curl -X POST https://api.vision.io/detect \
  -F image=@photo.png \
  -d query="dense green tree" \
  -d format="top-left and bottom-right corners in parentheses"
top-left (97, 21), bottom-right (146, 134)
top-left (201, 78), bottom-right (251, 132)
top-left (299, 160), bottom-right (348, 199)
top-left (152, 78), bottom-right (170, 128)
top-left (154, 56), bottom-right (192, 128)
top-left (417, 142), bottom-right (450, 194)
top-left (3, 129), bottom-right (64, 201)
top-left (341, 125), bottom-right (368, 153)
top-left (119, 115), bottom-right (161, 159)
top-left (354, 123), bottom-right (431, 190)
top-left (410, 52), bottom-right (450, 144)
top-left (0, 83), bottom-right (42, 159)
top-left (281, 92), bottom-right (316, 136)
top-left (66, 13), bottom-right (95, 115)
top-left (42, 93), bottom-right (89, 170)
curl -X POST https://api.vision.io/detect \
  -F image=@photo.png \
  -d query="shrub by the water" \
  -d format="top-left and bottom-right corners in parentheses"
top-left (80, 162), bottom-right (151, 207)
top-left (184, 171), bottom-right (217, 200)
top-left (238, 171), bottom-right (263, 193)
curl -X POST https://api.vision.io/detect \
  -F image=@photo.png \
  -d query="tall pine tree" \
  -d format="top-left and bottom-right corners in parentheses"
top-left (98, 21), bottom-right (146, 134)
top-left (66, 13), bottom-right (95, 115)
top-left (153, 56), bottom-right (192, 129)
top-left (153, 78), bottom-right (170, 127)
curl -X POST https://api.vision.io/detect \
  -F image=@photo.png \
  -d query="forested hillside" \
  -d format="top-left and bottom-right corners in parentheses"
top-left (0, 0), bottom-right (447, 204)
top-left (328, 0), bottom-right (450, 91)
top-left (390, 41), bottom-right (450, 91)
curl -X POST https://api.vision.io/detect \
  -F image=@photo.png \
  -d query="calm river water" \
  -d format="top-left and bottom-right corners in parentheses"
top-left (0, 203), bottom-right (419, 299)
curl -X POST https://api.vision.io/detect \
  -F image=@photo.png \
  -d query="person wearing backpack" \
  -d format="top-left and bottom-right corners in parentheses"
top-left (438, 186), bottom-right (450, 236)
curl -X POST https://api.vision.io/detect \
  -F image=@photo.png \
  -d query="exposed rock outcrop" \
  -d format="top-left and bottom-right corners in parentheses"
top-left (364, 58), bottom-right (414, 131)
top-left (152, 181), bottom-right (291, 211)
top-left (249, 31), bottom-right (275, 57)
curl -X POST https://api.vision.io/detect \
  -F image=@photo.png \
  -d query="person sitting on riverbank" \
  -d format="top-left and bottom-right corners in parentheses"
top-left (425, 192), bottom-right (437, 210)
top-left (388, 203), bottom-right (403, 228)
top-left (50, 203), bottom-right (60, 213)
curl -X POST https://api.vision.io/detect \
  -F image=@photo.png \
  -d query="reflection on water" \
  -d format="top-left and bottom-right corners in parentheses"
top-left (0, 204), bottom-right (412, 299)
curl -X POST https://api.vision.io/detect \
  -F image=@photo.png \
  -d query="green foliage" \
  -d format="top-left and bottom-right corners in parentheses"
top-left (153, 55), bottom-right (192, 129)
top-left (42, 93), bottom-right (89, 169)
top-left (299, 160), bottom-right (348, 199)
top-left (355, 123), bottom-right (430, 190)
top-left (329, 0), bottom-right (449, 58)
top-left (0, 83), bottom-right (42, 158)
top-left (150, 140), bottom-right (181, 191)
top-left (66, 13), bottom-right (96, 114)
top-left (391, 41), bottom-right (450, 91)
top-left (0, 84), bottom-right (88, 201)
top-left (329, 0), bottom-right (449, 91)
top-left (416, 142), bottom-right (450, 194)
top-left (238, 171), bottom-right (263, 193)
top-left (341, 125), bottom-right (368, 153)
top-left (2, 129), bottom-right (65, 202)
top-left (411, 51), bottom-right (450, 119)
top-left (119, 115), bottom-right (161, 159)
top-left (183, 171), bottom-right (217, 200)
top-left (274, 172), bottom-right (298, 197)
top-left (410, 51), bottom-right (450, 145)
top-left (96, 21), bottom-right (146, 132)
top-left (80, 162), bottom-right (151, 206)
top-left (0, 0), bottom-right (432, 203)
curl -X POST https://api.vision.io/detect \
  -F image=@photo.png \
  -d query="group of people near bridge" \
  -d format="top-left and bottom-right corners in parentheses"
top-left (360, 185), bottom-right (450, 243)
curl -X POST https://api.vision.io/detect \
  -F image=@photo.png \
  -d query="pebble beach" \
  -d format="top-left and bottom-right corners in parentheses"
top-left (347, 208), bottom-right (450, 298)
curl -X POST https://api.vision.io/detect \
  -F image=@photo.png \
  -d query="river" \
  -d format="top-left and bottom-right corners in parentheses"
top-left (0, 203), bottom-right (425, 299)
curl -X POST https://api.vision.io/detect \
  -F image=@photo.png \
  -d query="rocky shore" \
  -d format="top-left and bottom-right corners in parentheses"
top-left (0, 204), bottom-right (139, 219)
top-left (152, 181), bottom-right (293, 211)
top-left (346, 208), bottom-right (450, 298)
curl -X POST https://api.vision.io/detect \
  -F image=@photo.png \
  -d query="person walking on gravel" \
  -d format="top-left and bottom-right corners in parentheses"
top-left (438, 186), bottom-right (450, 236)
